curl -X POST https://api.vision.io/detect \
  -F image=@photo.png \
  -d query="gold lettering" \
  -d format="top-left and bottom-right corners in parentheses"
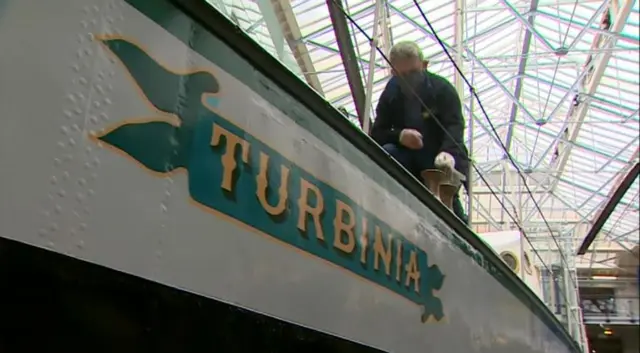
top-left (297, 178), bottom-right (325, 240)
top-left (333, 200), bottom-right (356, 253)
top-left (373, 226), bottom-right (392, 275)
top-left (210, 124), bottom-right (250, 192)
top-left (395, 239), bottom-right (403, 282)
top-left (405, 250), bottom-right (421, 293)
top-left (360, 217), bottom-right (369, 264)
top-left (256, 152), bottom-right (290, 216)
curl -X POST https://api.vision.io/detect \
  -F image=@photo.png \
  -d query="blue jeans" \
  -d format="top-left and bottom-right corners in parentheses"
top-left (383, 143), bottom-right (468, 223)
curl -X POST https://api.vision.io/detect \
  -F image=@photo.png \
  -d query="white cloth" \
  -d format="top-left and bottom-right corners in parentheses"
top-left (434, 151), bottom-right (455, 170)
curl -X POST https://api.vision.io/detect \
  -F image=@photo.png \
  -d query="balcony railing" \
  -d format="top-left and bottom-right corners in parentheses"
top-left (579, 296), bottom-right (639, 325)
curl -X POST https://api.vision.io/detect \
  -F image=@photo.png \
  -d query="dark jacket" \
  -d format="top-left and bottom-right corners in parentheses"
top-left (371, 71), bottom-right (469, 175)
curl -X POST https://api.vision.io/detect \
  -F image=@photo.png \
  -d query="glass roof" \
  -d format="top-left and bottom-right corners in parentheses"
top-left (207, 0), bottom-right (639, 274)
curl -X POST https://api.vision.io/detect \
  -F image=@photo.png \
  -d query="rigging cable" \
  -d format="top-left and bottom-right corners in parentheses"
top-left (327, 0), bottom-right (582, 324)
top-left (327, 0), bottom-right (574, 282)
top-left (410, 0), bottom-right (574, 269)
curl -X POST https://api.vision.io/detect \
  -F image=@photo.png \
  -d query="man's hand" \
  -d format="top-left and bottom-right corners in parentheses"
top-left (399, 129), bottom-right (423, 150)
top-left (434, 152), bottom-right (455, 170)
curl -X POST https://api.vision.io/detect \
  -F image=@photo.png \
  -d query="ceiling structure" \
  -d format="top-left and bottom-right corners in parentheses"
top-left (206, 0), bottom-right (639, 278)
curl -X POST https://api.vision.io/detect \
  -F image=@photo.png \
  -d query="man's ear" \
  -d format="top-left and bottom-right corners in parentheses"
top-left (422, 60), bottom-right (429, 70)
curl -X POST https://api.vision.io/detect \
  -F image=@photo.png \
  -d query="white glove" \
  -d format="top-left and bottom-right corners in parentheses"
top-left (434, 152), bottom-right (455, 170)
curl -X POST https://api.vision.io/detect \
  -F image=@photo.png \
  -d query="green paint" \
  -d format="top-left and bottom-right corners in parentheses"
top-left (98, 37), bottom-right (446, 321)
top-left (99, 38), bottom-right (220, 172)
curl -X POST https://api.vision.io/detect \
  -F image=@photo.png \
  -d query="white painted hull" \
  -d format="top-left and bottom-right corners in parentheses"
top-left (0, 1), bottom-right (578, 352)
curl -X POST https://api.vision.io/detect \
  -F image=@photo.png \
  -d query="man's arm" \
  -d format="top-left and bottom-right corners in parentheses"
top-left (370, 81), bottom-right (401, 146)
top-left (438, 79), bottom-right (466, 157)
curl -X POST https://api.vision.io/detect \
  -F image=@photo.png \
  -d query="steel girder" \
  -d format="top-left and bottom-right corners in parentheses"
top-left (268, 0), bottom-right (325, 94)
top-left (526, 0), bottom-right (636, 203)
top-left (480, 0), bottom-right (640, 251)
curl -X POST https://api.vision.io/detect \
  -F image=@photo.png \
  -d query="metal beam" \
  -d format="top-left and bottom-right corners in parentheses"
top-left (269, 0), bottom-right (324, 95)
top-left (472, 219), bottom-right (594, 226)
top-left (565, 0), bottom-right (611, 52)
top-left (503, 0), bottom-right (538, 154)
top-left (454, 0), bottom-right (465, 99)
top-left (521, 0), bottom-right (635, 221)
top-left (387, 3), bottom-right (548, 131)
top-left (499, 0), bottom-right (538, 229)
top-left (577, 163), bottom-right (640, 255)
top-left (388, 5), bottom-right (458, 54)
top-left (464, 0), bottom-right (476, 226)
top-left (497, 0), bottom-right (555, 51)
top-left (362, 0), bottom-right (384, 134)
top-left (380, 0), bottom-right (393, 76)
top-left (326, 0), bottom-right (367, 127)
top-left (466, 0), bottom-right (605, 12)
top-left (546, 0), bottom-right (634, 194)
top-left (464, 49), bottom-right (539, 124)
top-left (256, 0), bottom-right (286, 60)
top-left (517, 171), bottom-right (639, 225)
top-left (608, 227), bottom-right (640, 242)
top-left (590, 146), bottom-right (640, 219)
top-left (301, 3), bottom-right (374, 40)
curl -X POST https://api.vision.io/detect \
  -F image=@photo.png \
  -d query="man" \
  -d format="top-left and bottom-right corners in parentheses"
top-left (371, 41), bottom-right (469, 223)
